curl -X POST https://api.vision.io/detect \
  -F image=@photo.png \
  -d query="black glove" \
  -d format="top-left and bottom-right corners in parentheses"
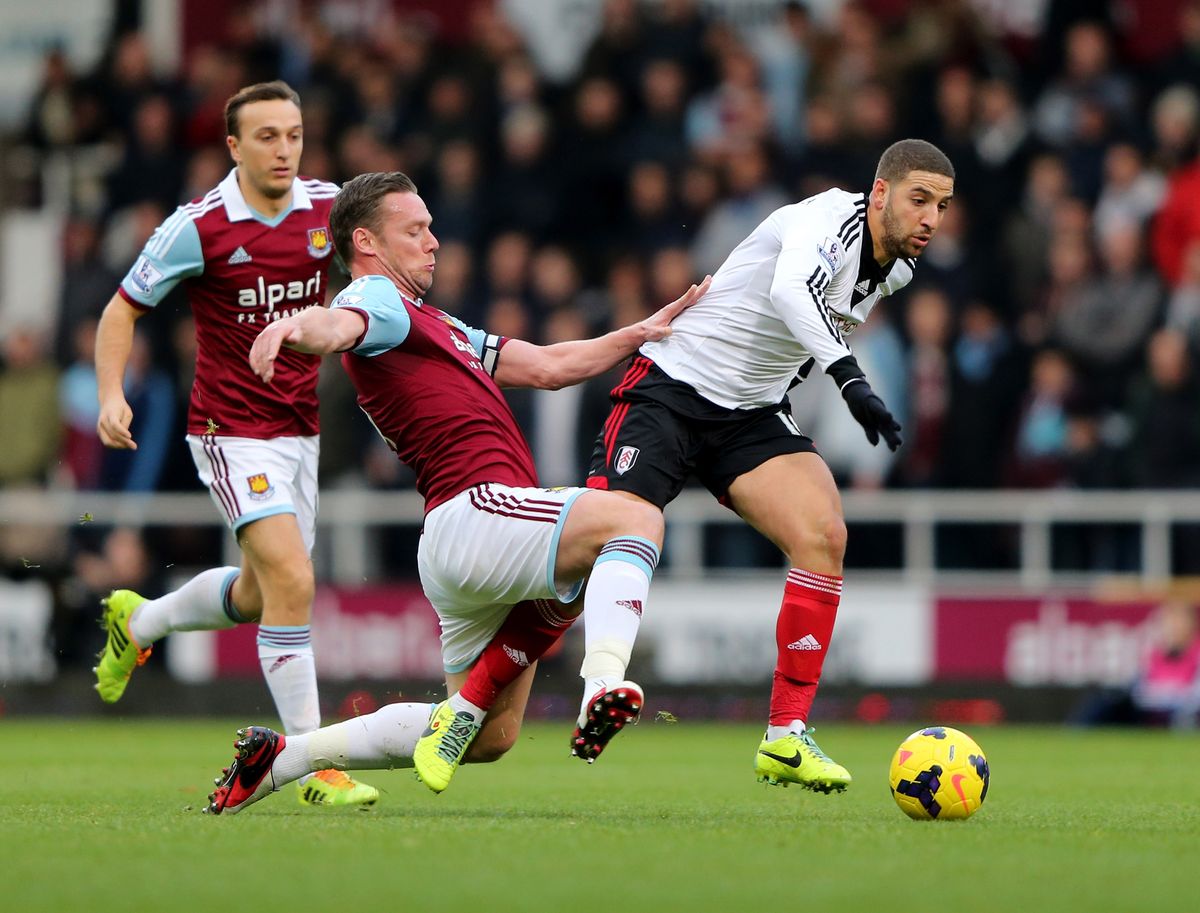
top-left (827, 355), bottom-right (903, 451)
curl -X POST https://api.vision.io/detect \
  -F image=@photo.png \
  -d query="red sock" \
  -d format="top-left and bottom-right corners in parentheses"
top-left (769, 569), bottom-right (842, 726)
top-left (458, 599), bottom-right (575, 711)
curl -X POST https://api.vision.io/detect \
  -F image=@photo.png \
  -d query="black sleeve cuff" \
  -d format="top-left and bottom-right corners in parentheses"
top-left (826, 354), bottom-right (865, 390)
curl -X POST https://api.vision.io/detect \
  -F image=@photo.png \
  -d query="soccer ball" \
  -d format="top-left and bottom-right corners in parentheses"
top-left (888, 726), bottom-right (989, 820)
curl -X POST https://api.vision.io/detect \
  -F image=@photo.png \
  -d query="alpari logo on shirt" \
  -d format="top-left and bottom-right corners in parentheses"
top-left (306, 227), bottom-right (332, 259)
top-left (615, 446), bottom-right (640, 475)
top-left (237, 267), bottom-right (323, 313)
top-left (246, 473), bottom-right (275, 501)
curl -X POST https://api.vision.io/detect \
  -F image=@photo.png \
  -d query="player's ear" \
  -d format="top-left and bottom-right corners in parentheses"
top-left (226, 134), bottom-right (241, 164)
top-left (352, 226), bottom-right (375, 258)
top-left (870, 177), bottom-right (889, 208)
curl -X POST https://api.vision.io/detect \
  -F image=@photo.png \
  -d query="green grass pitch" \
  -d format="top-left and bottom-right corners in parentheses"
top-left (4, 719), bottom-right (1199, 912)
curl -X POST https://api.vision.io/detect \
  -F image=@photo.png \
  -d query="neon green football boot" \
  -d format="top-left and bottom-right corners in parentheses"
top-left (754, 727), bottom-right (852, 793)
top-left (297, 769), bottom-right (380, 808)
top-left (413, 700), bottom-right (482, 794)
top-left (93, 590), bottom-right (151, 703)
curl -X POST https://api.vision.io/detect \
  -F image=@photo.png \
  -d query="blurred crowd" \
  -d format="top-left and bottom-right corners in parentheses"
top-left (4, 0), bottom-right (1200, 576)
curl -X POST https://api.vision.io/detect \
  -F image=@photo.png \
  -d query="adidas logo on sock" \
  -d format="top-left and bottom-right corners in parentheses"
top-left (616, 599), bottom-right (643, 617)
top-left (228, 246), bottom-right (253, 265)
top-left (787, 634), bottom-right (823, 651)
top-left (503, 644), bottom-right (530, 667)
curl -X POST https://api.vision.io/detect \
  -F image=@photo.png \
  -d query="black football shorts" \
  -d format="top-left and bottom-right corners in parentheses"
top-left (586, 356), bottom-right (817, 509)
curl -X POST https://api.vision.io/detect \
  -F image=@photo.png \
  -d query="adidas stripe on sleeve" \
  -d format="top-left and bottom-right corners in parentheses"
top-left (119, 196), bottom-right (213, 308)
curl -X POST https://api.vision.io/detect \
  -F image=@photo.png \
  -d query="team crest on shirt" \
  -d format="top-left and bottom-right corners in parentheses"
top-left (306, 227), bottom-right (332, 259)
top-left (614, 446), bottom-right (640, 475)
top-left (817, 237), bottom-right (844, 272)
top-left (246, 473), bottom-right (275, 500)
top-left (130, 255), bottom-right (163, 295)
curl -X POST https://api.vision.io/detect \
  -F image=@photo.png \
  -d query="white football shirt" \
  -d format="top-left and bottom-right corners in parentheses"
top-left (643, 188), bottom-right (916, 410)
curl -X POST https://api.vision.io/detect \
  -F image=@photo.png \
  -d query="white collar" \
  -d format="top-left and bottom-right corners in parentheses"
top-left (218, 168), bottom-right (312, 222)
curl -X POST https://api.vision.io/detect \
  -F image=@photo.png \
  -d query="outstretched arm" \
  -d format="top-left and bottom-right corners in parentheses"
top-left (249, 306), bottom-right (366, 383)
top-left (494, 275), bottom-right (711, 390)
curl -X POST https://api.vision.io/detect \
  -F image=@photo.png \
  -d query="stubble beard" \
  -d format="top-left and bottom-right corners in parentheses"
top-left (880, 201), bottom-right (915, 260)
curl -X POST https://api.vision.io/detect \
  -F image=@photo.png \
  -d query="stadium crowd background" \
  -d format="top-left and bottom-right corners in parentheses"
top-left (3, 0), bottom-right (1200, 673)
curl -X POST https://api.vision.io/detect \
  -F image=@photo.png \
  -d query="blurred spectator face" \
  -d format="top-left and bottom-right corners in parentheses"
top-left (1030, 349), bottom-right (1073, 398)
top-left (72, 319), bottom-right (99, 365)
top-left (1048, 235), bottom-right (1092, 286)
top-left (936, 67), bottom-right (976, 132)
top-left (642, 60), bottom-right (687, 117)
top-left (906, 288), bottom-right (952, 348)
top-left (487, 232), bottom-right (532, 290)
top-left (2, 327), bottom-right (49, 369)
top-left (134, 96), bottom-right (173, 151)
top-left (629, 161), bottom-right (672, 217)
top-left (1152, 85), bottom-right (1200, 155)
top-left (1026, 154), bottom-right (1069, 207)
top-left (849, 83), bottom-right (895, 142)
top-left (575, 78), bottom-right (623, 131)
top-left (103, 527), bottom-right (150, 585)
top-left (1064, 23), bottom-right (1110, 81)
top-left (498, 55), bottom-right (539, 107)
top-left (356, 65), bottom-right (396, 110)
top-left (430, 241), bottom-right (472, 301)
top-left (601, 0), bottom-right (639, 34)
top-left (227, 98), bottom-right (304, 201)
top-left (62, 218), bottom-right (100, 264)
top-left (438, 141), bottom-right (480, 194)
top-left (607, 256), bottom-right (647, 310)
top-left (724, 145), bottom-right (769, 195)
top-left (544, 307), bottom-right (587, 344)
top-left (679, 162), bottom-right (719, 214)
top-left (977, 79), bottom-right (1019, 126)
top-left (1102, 143), bottom-right (1142, 189)
top-left (1184, 2), bottom-right (1200, 45)
top-left (649, 247), bottom-right (694, 303)
top-left (531, 246), bottom-right (581, 305)
top-left (805, 97), bottom-right (843, 144)
top-left (1098, 221), bottom-right (1143, 275)
top-left (485, 296), bottom-right (531, 339)
top-left (960, 302), bottom-right (1001, 340)
top-left (429, 75), bottom-right (472, 122)
top-left (501, 106), bottom-right (550, 165)
top-left (338, 126), bottom-right (392, 176)
top-left (1052, 198), bottom-right (1092, 239)
top-left (1147, 329), bottom-right (1190, 389)
top-left (185, 147), bottom-right (229, 199)
top-left (113, 33), bottom-right (153, 86)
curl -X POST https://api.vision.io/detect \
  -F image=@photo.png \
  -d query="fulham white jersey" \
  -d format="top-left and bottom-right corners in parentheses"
top-left (643, 188), bottom-right (916, 410)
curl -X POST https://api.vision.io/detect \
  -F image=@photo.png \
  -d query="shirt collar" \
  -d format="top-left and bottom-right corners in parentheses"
top-left (857, 204), bottom-right (893, 283)
top-left (218, 168), bottom-right (312, 222)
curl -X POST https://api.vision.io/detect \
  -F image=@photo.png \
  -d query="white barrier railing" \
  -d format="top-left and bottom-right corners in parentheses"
top-left (2, 488), bottom-right (1198, 587)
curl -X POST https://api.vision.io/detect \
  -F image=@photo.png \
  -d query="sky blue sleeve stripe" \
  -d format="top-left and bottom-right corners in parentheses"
top-left (334, 277), bottom-right (411, 355)
top-left (120, 218), bottom-right (204, 308)
top-left (447, 316), bottom-right (489, 359)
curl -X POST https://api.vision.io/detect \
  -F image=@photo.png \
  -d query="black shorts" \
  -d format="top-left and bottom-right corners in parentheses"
top-left (586, 356), bottom-right (817, 509)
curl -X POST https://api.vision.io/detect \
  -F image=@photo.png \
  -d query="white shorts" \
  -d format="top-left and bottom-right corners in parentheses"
top-left (187, 434), bottom-right (319, 553)
top-left (418, 482), bottom-right (587, 673)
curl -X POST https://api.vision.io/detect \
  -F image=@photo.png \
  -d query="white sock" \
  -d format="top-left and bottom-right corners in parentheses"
top-left (270, 702), bottom-right (433, 786)
top-left (257, 625), bottom-right (320, 735)
top-left (579, 537), bottom-right (658, 721)
top-left (128, 567), bottom-right (242, 645)
top-left (448, 692), bottom-right (485, 720)
top-left (767, 720), bottom-right (807, 741)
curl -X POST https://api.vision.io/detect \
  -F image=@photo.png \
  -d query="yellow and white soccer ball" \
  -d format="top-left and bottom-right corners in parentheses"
top-left (888, 726), bottom-right (989, 820)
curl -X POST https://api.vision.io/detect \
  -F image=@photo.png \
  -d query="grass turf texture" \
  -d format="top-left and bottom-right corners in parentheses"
top-left (4, 720), bottom-right (1199, 912)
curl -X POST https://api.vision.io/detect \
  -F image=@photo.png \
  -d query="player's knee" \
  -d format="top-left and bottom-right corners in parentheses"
top-left (788, 512), bottom-right (846, 568)
top-left (601, 495), bottom-right (663, 543)
top-left (815, 514), bottom-right (848, 563)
